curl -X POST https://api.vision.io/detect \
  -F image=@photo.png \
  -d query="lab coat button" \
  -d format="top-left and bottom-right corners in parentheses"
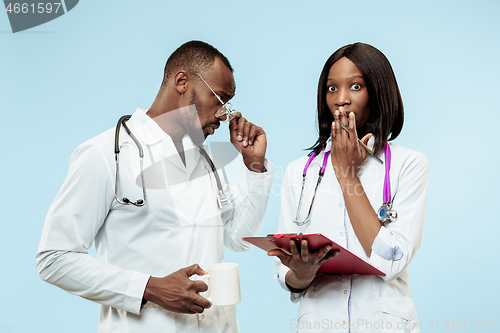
top-left (340, 232), bottom-right (343, 236)
top-left (339, 203), bottom-right (342, 207)
top-left (200, 314), bottom-right (205, 319)
top-left (344, 290), bottom-right (347, 294)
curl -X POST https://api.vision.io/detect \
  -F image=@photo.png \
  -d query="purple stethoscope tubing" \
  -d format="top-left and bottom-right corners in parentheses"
top-left (383, 142), bottom-right (391, 203)
top-left (302, 149), bottom-right (331, 176)
top-left (294, 141), bottom-right (395, 226)
top-left (293, 146), bottom-right (331, 226)
top-left (378, 142), bottom-right (397, 224)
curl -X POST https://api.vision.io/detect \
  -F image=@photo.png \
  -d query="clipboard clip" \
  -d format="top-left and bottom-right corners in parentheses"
top-left (266, 233), bottom-right (303, 238)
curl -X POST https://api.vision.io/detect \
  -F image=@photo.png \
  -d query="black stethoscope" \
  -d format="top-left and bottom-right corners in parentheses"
top-left (293, 140), bottom-right (397, 226)
top-left (114, 115), bottom-right (230, 208)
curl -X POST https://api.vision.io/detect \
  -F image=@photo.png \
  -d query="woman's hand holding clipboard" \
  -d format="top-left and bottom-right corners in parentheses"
top-left (243, 233), bottom-right (385, 276)
top-left (266, 235), bottom-right (339, 291)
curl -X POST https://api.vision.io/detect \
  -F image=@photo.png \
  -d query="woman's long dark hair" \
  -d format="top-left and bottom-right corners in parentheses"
top-left (309, 43), bottom-right (404, 156)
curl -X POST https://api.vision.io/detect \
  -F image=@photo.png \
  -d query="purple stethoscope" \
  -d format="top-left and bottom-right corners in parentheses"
top-left (293, 142), bottom-right (397, 226)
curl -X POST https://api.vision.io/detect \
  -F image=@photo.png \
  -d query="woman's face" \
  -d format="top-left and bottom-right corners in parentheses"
top-left (325, 57), bottom-right (370, 129)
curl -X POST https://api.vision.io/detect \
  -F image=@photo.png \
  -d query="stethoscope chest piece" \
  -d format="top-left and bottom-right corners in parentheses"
top-left (377, 201), bottom-right (397, 225)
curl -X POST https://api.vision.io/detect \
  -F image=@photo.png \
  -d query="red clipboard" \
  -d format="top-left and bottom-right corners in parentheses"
top-left (243, 233), bottom-right (385, 276)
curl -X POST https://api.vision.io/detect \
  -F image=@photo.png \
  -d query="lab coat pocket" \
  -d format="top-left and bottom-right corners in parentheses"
top-left (295, 311), bottom-right (314, 333)
top-left (294, 297), bottom-right (319, 333)
top-left (123, 303), bottom-right (177, 333)
top-left (379, 297), bottom-right (420, 333)
top-left (220, 305), bottom-right (238, 333)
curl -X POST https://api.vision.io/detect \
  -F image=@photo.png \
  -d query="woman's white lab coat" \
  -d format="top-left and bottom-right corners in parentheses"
top-left (275, 138), bottom-right (428, 333)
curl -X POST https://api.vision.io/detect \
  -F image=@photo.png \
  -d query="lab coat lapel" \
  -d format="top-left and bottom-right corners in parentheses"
top-left (126, 109), bottom-right (185, 174)
top-left (161, 136), bottom-right (189, 175)
top-left (181, 135), bottom-right (203, 181)
top-left (159, 135), bottom-right (195, 225)
top-left (159, 135), bottom-right (204, 179)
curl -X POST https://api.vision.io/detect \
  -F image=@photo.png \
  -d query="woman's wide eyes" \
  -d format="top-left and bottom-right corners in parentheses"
top-left (327, 84), bottom-right (362, 92)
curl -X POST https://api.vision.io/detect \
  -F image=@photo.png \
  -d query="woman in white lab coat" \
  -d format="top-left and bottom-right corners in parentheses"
top-left (269, 43), bottom-right (429, 333)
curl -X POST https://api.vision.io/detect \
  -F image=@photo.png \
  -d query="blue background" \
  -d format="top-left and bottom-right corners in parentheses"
top-left (1, 0), bottom-right (499, 332)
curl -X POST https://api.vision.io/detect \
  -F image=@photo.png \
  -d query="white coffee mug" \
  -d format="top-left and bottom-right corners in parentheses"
top-left (200, 262), bottom-right (241, 306)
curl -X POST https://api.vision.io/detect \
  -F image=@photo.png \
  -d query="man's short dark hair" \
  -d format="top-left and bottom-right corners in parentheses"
top-left (311, 42), bottom-right (404, 155)
top-left (162, 40), bottom-right (233, 86)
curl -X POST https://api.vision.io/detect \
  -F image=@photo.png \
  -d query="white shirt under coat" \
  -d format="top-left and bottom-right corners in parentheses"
top-left (36, 108), bottom-right (274, 333)
top-left (275, 137), bottom-right (429, 333)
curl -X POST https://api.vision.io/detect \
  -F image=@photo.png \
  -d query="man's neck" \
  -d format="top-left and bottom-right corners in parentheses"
top-left (147, 91), bottom-right (204, 167)
top-left (147, 111), bottom-right (185, 141)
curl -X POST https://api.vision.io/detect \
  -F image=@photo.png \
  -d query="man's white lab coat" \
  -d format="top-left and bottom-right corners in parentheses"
top-left (36, 108), bottom-right (274, 333)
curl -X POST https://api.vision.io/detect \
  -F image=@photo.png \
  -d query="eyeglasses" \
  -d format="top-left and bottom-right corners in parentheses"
top-left (196, 73), bottom-right (236, 122)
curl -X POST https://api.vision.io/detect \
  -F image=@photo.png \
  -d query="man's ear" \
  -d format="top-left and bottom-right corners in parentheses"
top-left (174, 71), bottom-right (189, 95)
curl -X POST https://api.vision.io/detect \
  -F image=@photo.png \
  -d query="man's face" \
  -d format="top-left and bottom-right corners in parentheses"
top-left (187, 57), bottom-right (236, 144)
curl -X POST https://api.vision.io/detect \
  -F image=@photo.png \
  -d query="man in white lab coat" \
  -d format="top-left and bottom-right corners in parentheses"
top-left (36, 41), bottom-right (274, 333)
